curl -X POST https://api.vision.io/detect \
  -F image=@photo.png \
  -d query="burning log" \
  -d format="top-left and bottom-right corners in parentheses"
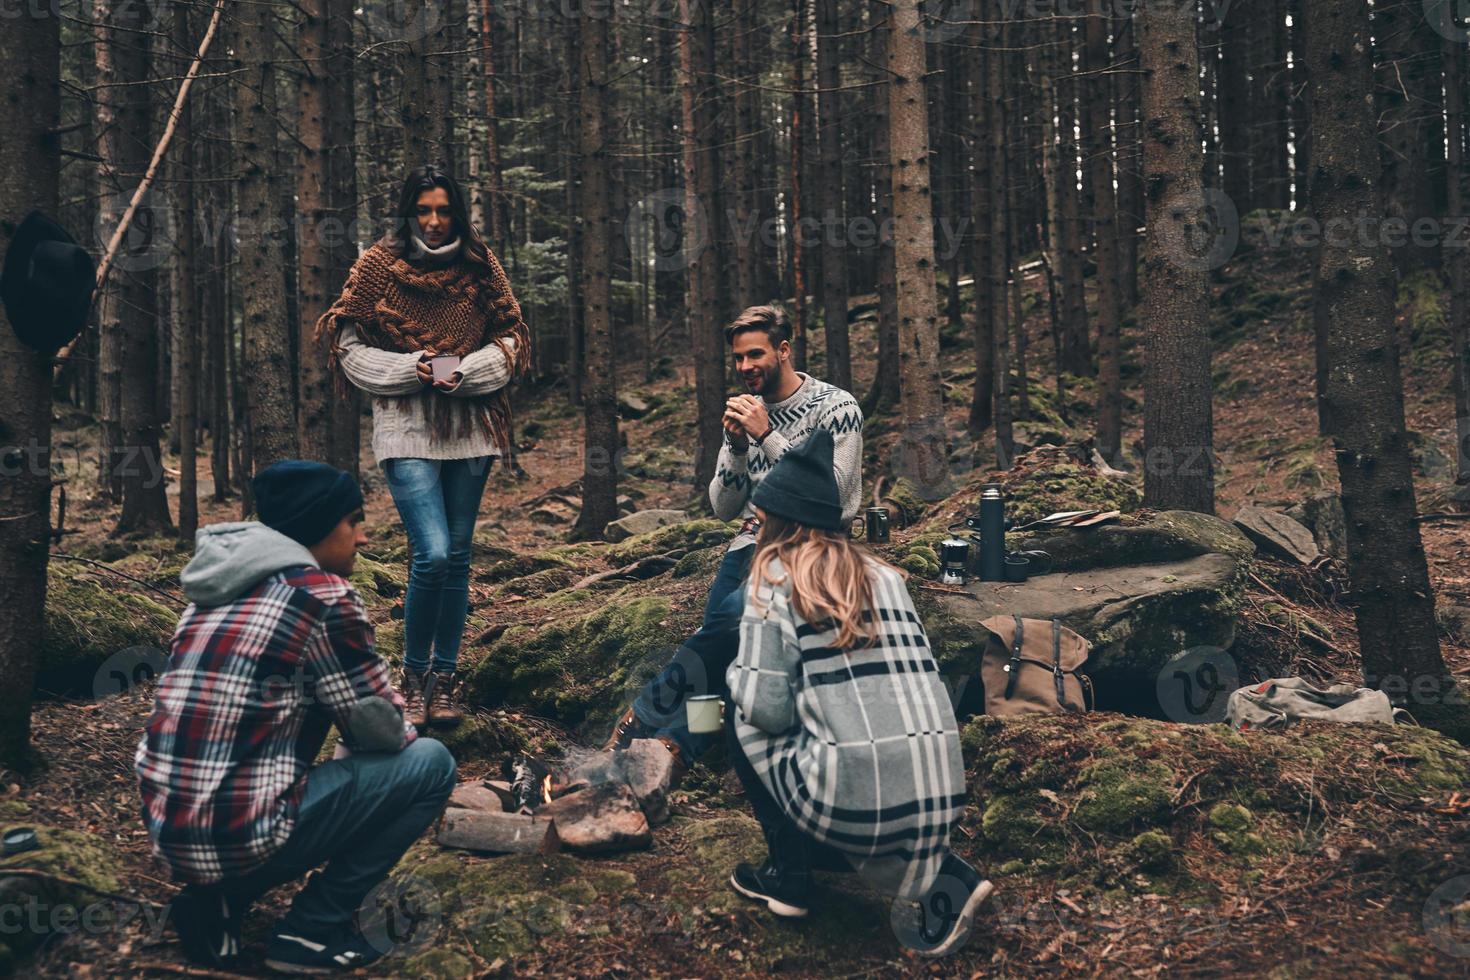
top-left (437, 809), bottom-right (561, 856)
top-left (509, 756), bottom-right (554, 812)
top-left (537, 781), bottom-right (652, 854)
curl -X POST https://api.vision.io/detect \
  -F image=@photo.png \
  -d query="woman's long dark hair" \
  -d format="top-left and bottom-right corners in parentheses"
top-left (390, 164), bottom-right (496, 275)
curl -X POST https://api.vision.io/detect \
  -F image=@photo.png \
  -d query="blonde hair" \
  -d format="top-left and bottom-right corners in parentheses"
top-left (748, 514), bottom-right (903, 650)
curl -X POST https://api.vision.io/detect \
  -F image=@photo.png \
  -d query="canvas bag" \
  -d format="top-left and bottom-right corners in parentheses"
top-left (1224, 677), bottom-right (1413, 731)
top-left (979, 615), bottom-right (1093, 716)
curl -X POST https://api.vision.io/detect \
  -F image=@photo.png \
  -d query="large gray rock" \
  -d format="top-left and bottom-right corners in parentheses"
top-left (616, 739), bottom-right (676, 825)
top-left (917, 554), bottom-right (1247, 713)
top-left (1011, 510), bottom-right (1255, 572)
top-left (1285, 492), bottom-right (1347, 559)
top-left (1231, 505), bottom-right (1319, 565)
top-left (604, 509), bottom-right (689, 543)
top-left (617, 392), bottom-right (652, 419)
top-left (538, 781), bottom-right (652, 854)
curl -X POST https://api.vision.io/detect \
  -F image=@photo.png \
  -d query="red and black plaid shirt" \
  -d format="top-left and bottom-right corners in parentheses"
top-left (136, 566), bottom-right (414, 885)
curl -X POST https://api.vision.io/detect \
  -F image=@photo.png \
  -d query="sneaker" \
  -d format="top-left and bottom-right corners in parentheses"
top-left (729, 860), bottom-right (810, 918)
top-left (905, 854), bottom-right (995, 959)
top-left (398, 667), bottom-right (428, 729)
top-left (264, 925), bottom-right (387, 975)
top-left (169, 885), bottom-right (245, 968)
top-left (602, 705), bottom-right (655, 752)
top-left (426, 670), bottom-right (464, 728)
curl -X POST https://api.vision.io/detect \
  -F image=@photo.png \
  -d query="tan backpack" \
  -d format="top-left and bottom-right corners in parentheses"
top-left (979, 615), bottom-right (1094, 716)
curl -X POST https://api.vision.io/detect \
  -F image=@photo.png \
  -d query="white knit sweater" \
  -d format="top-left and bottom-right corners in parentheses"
top-left (332, 234), bottom-right (518, 462)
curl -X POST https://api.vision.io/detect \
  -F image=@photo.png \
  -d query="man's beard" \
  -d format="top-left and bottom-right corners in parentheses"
top-left (746, 366), bottom-right (782, 398)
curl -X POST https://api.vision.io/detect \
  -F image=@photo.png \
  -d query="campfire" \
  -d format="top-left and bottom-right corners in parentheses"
top-left (438, 744), bottom-right (678, 857)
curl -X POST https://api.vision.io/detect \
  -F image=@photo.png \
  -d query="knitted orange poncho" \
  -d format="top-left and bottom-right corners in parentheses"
top-left (314, 236), bottom-right (531, 451)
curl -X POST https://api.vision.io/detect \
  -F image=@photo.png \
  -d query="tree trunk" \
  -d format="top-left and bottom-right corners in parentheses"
top-left (1054, 20), bottom-right (1092, 378)
top-left (233, 0), bottom-right (298, 473)
top-left (865, 0), bottom-right (901, 414)
top-left (326, 0), bottom-right (360, 477)
top-left (296, 0), bottom-right (335, 464)
top-left (573, 4), bottom-right (619, 539)
top-left (1114, 9), bottom-right (1142, 307)
top-left (1372, 0), bottom-right (1445, 275)
top-left (1304, 0), bottom-right (1462, 738)
top-left (815, 0), bottom-right (850, 391)
top-left (102, 0), bottom-right (172, 535)
top-left (1217, 2), bottom-right (1250, 207)
top-left (988, 12), bottom-right (1013, 466)
top-left (0, 0), bottom-right (59, 769)
top-left (681, 0), bottom-right (725, 496)
top-left (888, 0), bottom-right (947, 487)
top-left (788, 0), bottom-right (810, 371)
top-left (966, 16), bottom-right (994, 435)
top-left (1248, 0), bottom-right (1290, 210)
top-left (1137, 1), bottom-right (1214, 513)
top-left (480, 0), bottom-right (508, 250)
top-left (172, 6), bottom-right (200, 541)
top-left (1448, 39), bottom-right (1469, 494)
top-left (729, 0), bottom-right (759, 309)
top-left (1084, 0), bottom-right (1124, 464)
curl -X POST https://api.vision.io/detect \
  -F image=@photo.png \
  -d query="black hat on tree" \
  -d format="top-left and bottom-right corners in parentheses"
top-left (1, 211), bottom-right (96, 355)
top-left (751, 428), bottom-right (844, 531)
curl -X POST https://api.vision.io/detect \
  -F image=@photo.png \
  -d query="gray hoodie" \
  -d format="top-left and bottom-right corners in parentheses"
top-left (173, 521), bottom-right (407, 753)
top-left (180, 522), bottom-right (319, 607)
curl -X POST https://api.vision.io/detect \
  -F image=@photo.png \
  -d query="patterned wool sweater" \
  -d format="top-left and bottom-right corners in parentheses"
top-left (708, 373), bottom-right (864, 550)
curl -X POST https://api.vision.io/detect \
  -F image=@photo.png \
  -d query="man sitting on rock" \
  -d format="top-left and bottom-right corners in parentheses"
top-left (603, 304), bottom-right (863, 772)
top-left (136, 461), bottom-right (456, 974)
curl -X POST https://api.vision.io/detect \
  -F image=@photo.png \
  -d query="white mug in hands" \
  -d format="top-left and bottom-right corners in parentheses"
top-left (686, 695), bottom-right (724, 734)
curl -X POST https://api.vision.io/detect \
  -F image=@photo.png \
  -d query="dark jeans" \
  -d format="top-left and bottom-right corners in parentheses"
top-left (630, 545), bottom-right (752, 760)
top-left (725, 704), bottom-right (851, 875)
top-left (382, 456), bottom-right (494, 674)
top-left (224, 738), bottom-right (456, 937)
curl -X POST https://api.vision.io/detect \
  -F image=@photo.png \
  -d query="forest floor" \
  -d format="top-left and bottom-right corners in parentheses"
top-left (9, 228), bottom-right (1470, 977)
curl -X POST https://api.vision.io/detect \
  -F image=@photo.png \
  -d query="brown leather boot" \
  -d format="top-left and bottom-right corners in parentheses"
top-left (602, 705), bottom-right (655, 752)
top-left (398, 668), bottom-right (429, 729)
top-left (426, 670), bottom-right (464, 728)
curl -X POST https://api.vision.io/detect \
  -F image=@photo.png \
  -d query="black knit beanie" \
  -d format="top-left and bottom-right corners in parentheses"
top-left (752, 428), bottom-right (844, 531)
top-left (252, 460), bottom-right (364, 547)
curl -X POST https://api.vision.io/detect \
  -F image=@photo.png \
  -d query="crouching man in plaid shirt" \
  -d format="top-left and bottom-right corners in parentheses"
top-left (136, 460), bottom-right (456, 973)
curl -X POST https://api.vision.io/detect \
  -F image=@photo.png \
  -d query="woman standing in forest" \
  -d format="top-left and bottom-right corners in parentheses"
top-left (315, 165), bottom-right (530, 729)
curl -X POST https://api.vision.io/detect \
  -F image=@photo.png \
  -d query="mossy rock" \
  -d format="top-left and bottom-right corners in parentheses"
top-left (110, 538), bottom-right (193, 586)
top-left (467, 594), bottom-right (694, 737)
top-left (1011, 510), bottom-right (1255, 573)
top-left (672, 544), bottom-right (726, 580)
top-left (0, 809), bottom-right (125, 968)
top-left (488, 566), bottom-right (580, 601)
top-left (391, 844), bottom-right (608, 973)
top-left (959, 714), bottom-right (1470, 897)
top-left (996, 460), bottom-right (1143, 528)
top-left (604, 519), bottom-right (738, 565)
top-left (40, 563), bottom-right (177, 695)
top-left (349, 555), bottom-right (406, 603)
top-left (472, 532), bottom-right (595, 584)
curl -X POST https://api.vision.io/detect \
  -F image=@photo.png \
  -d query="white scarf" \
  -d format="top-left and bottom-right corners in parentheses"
top-left (408, 233), bottom-right (462, 263)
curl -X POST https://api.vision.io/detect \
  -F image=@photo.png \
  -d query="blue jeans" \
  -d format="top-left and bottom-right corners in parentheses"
top-left (631, 545), bottom-right (752, 760)
top-left (382, 457), bottom-right (494, 674)
top-left (225, 739), bottom-right (456, 937)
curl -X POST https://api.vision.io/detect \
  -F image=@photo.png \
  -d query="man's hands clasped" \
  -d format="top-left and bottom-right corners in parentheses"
top-left (724, 394), bottom-right (771, 452)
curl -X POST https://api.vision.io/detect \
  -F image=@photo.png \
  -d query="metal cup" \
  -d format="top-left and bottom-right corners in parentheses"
top-left (851, 506), bottom-right (891, 543)
top-left (687, 695), bottom-right (724, 734)
top-left (1004, 554), bottom-right (1030, 583)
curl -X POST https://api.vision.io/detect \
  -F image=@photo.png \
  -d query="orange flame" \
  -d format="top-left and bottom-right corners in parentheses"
top-left (541, 774), bottom-right (553, 805)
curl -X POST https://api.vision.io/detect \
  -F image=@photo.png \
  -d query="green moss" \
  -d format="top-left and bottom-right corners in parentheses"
top-left (1124, 830), bottom-right (1175, 873)
top-left (1398, 269), bottom-right (1448, 338)
top-left (349, 555), bottom-right (406, 602)
top-left (980, 793), bottom-right (1065, 863)
top-left (1208, 802), bottom-right (1252, 834)
top-left (995, 460), bottom-right (1143, 528)
top-left (0, 819), bottom-right (124, 965)
top-left (604, 519), bottom-right (738, 565)
top-left (467, 595), bottom-right (689, 736)
top-left (488, 566), bottom-right (579, 601)
top-left (672, 545), bottom-right (725, 579)
top-left (1073, 760), bottom-right (1173, 835)
top-left (40, 563), bottom-right (177, 684)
